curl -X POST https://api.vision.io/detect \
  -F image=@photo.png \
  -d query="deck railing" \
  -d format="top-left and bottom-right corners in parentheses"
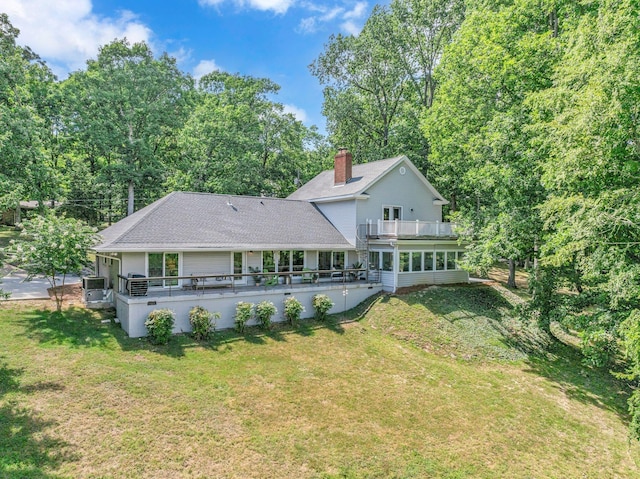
top-left (116, 268), bottom-right (375, 298)
top-left (361, 220), bottom-right (458, 238)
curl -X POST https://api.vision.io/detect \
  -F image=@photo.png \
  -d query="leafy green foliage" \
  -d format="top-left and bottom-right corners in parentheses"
top-left (312, 294), bottom-right (334, 321)
top-left (581, 329), bottom-right (617, 368)
top-left (310, 0), bottom-right (464, 167)
top-left (145, 309), bottom-right (175, 345)
top-left (0, 14), bottom-right (57, 216)
top-left (235, 302), bottom-right (254, 333)
top-left (176, 71), bottom-right (324, 197)
top-left (255, 301), bottom-right (277, 331)
top-left (189, 306), bottom-right (219, 341)
top-left (283, 296), bottom-right (304, 326)
top-left (8, 214), bottom-right (97, 311)
top-left (60, 39), bottom-right (194, 217)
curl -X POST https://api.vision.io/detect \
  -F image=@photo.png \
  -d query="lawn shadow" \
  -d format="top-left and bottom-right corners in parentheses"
top-left (113, 328), bottom-right (188, 358)
top-left (0, 359), bottom-right (76, 478)
top-left (524, 341), bottom-right (631, 422)
top-left (293, 319), bottom-right (316, 337)
top-left (17, 307), bottom-right (114, 349)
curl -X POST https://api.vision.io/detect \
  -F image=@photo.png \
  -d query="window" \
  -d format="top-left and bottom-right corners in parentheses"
top-left (457, 251), bottom-right (466, 269)
top-left (292, 250), bottom-right (304, 271)
top-left (399, 252), bottom-right (410, 272)
top-left (318, 251), bottom-right (332, 272)
top-left (411, 252), bottom-right (422, 272)
top-left (263, 251), bottom-right (275, 273)
top-left (318, 251), bottom-right (345, 277)
top-left (383, 205), bottom-right (402, 221)
top-left (424, 252), bottom-right (434, 271)
top-left (446, 252), bottom-right (456, 270)
top-left (278, 250), bottom-right (290, 271)
top-left (332, 251), bottom-right (345, 270)
top-left (233, 252), bottom-right (243, 275)
top-left (148, 252), bottom-right (179, 287)
top-left (382, 252), bottom-right (394, 271)
top-left (368, 251), bottom-right (380, 270)
top-left (435, 252), bottom-right (445, 271)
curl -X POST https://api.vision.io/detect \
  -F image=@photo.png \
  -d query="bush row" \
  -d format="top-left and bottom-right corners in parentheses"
top-left (144, 294), bottom-right (335, 344)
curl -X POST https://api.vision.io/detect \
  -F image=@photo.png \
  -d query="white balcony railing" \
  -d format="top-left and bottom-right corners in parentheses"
top-left (361, 220), bottom-right (458, 238)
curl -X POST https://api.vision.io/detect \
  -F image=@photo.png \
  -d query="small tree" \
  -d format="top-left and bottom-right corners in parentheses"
top-left (9, 214), bottom-right (98, 311)
top-left (235, 301), bottom-right (254, 333)
top-left (283, 296), bottom-right (304, 326)
top-left (145, 309), bottom-right (175, 345)
top-left (312, 294), bottom-right (334, 321)
top-left (255, 300), bottom-right (277, 330)
top-left (189, 306), bottom-right (219, 341)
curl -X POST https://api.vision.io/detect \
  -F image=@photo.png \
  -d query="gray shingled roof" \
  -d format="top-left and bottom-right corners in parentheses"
top-left (95, 192), bottom-right (353, 252)
top-left (287, 155), bottom-right (405, 201)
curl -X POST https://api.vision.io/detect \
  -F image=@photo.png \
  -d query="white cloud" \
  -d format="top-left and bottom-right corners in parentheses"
top-left (321, 7), bottom-right (344, 21)
top-left (296, 1), bottom-right (368, 36)
top-left (343, 1), bottom-right (367, 20)
top-left (297, 17), bottom-right (318, 34)
top-left (340, 20), bottom-right (361, 36)
top-left (199, 0), bottom-right (294, 14)
top-left (3, 0), bottom-right (152, 75)
top-left (193, 59), bottom-right (223, 80)
top-left (283, 104), bottom-right (308, 123)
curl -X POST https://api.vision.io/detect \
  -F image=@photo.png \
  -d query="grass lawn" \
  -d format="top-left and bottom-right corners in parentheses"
top-left (0, 225), bottom-right (20, 250)
top-left (1, 286), bottom-right (639, 478)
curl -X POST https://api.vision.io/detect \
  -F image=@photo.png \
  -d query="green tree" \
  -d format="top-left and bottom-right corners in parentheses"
top-left (424, 0), bottom-right (560, 287)
top-left (60, 39), bottom-right (193, 217)
top-left (176, 71), bottom-right (320, 196)
top-left (528, 0), bottom-right (640, 435)
top-left (310, 0), bottom-right (464, 167)
top-left (0, 14), bottom-right (57, 221)
top-left (9, 214), bottom-right (98, 311)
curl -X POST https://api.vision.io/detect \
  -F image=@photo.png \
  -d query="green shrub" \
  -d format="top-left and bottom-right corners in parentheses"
top-left (255, 301), bottom-right (277, 330)
top-left (235, 301), bottom-right (254, 333)
top-left (189, 306), bottom-right (219, 341)
top-left (312, 294), bottom-right (334, 321)
top-left (581, 329), bottom-right (617, 367)
top-left (145, 309), bottom-right (175, 345)
top-left (284, 296), bottom-right (304, 326)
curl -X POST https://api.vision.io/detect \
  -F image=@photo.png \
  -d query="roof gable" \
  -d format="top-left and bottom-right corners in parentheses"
top-left (287, 155), bottom-right (448, 205)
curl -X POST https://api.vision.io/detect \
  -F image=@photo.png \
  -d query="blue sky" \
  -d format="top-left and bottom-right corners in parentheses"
top-left (4, 0), bottom-right (377, 132)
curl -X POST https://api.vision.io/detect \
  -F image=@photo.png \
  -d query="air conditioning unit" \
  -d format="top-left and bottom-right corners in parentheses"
top-left (85, 289), bottom-right (105, 302)
top-left (83, 276), bottom-right (107, 290)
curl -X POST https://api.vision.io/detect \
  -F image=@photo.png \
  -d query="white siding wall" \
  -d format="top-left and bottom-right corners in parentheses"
top-left (314, 200), bottom-right (357, 245)
top-left (115, 283), bottom-right (382, 338)
top-left (121, 252), bottom-right (145, 277)
top-left (397, 270), bottom-right (468, 287)
top-left (356, 162), bottom-right (442, 225)
top-left (183, 252), bottom-right (231, 275)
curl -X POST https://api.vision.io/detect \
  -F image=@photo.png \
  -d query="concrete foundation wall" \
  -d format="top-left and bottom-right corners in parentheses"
top-left (115, 283), bottom-right (382, 338)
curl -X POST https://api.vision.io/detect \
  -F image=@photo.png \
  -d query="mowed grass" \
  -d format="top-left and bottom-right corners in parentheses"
top-left (1, 286), bottom-right (639, 478)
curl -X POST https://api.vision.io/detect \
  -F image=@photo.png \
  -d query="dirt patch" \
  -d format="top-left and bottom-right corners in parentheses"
top-left (47, 283), bottom-right (83, 302)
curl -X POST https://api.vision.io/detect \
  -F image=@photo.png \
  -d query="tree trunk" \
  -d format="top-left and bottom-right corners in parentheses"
top-left (507, 259), bottom-right (517, 289)
top-left (14, 202), bottom-right (21, 226)
top-left (533, 238), bottom-right (539, 282)
top-left (127, 180), bottom-right (134, 216)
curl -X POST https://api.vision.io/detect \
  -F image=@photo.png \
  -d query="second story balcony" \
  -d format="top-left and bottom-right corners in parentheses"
top-left (359, 220), bottom-right (458, 240)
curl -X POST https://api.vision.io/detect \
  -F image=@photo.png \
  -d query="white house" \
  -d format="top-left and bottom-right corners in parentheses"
top-left (92, 149), bottom-right (467, 338)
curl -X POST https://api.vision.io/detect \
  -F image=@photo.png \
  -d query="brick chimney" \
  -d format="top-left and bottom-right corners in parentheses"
top-left (334, 148), bottom-right (353, 185)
